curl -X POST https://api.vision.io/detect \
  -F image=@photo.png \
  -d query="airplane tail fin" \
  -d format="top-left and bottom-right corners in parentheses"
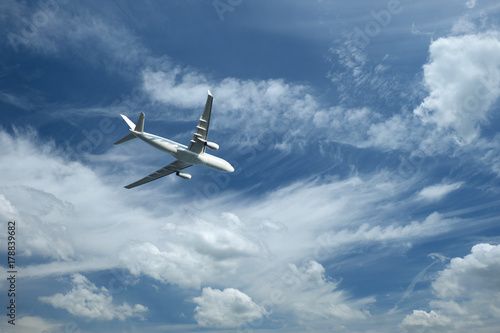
top-left (114, 112), bottom-right (145, 145)
top-left (135, 112), bottom-right (145, 132)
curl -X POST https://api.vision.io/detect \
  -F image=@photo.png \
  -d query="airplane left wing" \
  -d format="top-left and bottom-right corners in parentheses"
top-left (124, 160), bottom-right (192, 189)
top-left (188, 90), bottom-right (213, 154)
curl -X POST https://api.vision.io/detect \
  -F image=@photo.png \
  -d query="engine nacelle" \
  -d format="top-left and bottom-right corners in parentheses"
top-left (206, 141), bottom-right (219, 151)
top-left (176, 171), bottom-right (192, 180)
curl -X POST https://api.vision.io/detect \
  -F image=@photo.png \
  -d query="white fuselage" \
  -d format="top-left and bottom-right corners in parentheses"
top-left (135, 131), bottom-right (234, 173)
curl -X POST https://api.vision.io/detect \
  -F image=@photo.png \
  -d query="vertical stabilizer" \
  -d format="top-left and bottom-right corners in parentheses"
top-left (135, 112), bottom-right (145, 133)
top-left (115, 112), bottom-right (145, 145)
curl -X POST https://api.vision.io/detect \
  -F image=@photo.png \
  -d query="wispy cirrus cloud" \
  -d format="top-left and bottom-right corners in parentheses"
top-left (245, 260), bottom-right (375, 330)
top-left (417, 182), bottom-right (464, 201)
top-left (0, 126), bottom-right (467, 331)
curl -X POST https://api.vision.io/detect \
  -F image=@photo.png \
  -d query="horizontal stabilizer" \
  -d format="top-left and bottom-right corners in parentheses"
top-left (114, 133), bottom-right (136, 145)
top-left (120, 114), bottom-right (136, 129)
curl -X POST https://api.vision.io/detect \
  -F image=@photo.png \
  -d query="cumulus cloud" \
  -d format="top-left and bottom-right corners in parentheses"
top-left (118, 216), bottom-right (262, 289)
top-left (174, 217), bottom-right (261, 260)
top-left (193, 287), bottom-right (266, 328)
top-left (39, 274), bottom-right (147, 321)
top-left (402, 243), bottom-right (500, 332)
top-left (401, 310), bottom-right (451, 332)
top-left (432, 243), bottom-right (500, 299)
top-left (417, 182), bottom-right (464, 201)
top-left (193, 262), bottom-right (372, 331)
top-left (119, 242), bottom-right (205, 289)
top-left (118, 241), bottom-right (244, 289)
top-left (414, 33), bottom-right (500, 143)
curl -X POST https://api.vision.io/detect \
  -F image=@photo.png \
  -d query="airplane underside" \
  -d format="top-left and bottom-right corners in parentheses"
top-left (114, 91), bottom-right (234, 188)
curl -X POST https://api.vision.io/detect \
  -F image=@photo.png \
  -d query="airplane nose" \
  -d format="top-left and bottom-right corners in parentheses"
top-left (227, 163), bottom-right (235, 173)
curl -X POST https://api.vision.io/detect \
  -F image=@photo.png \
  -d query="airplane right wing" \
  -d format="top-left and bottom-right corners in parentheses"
top-left (188, 90), bottom-right (213, 154)
top-left (125, 160), bottom-right (192, 189)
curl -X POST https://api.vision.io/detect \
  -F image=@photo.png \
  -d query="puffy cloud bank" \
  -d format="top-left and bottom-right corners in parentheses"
top-left (193, 287), bottom-right (266, 328)
top-left (39, 274), bottom-right (148, 321)
top-left (414, 33), bottom-right (500, 143)
top-left (402, 243), bottom-right (500, 332)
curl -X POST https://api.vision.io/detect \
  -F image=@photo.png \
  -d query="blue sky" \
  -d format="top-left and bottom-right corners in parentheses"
top-left (1, 0), bottom-right (500, 332)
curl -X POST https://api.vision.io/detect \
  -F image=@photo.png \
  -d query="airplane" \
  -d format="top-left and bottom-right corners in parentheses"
top-left (114, 90), bottom-right (234, 189)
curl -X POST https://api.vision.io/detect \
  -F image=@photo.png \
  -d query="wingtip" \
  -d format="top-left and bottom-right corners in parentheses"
top-left (208, 90), bottom-right (212, 97)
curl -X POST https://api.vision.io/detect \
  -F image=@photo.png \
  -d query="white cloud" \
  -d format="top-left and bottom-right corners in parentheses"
top-left (8, 1), bottom-right (478, 157)
top-left (432, 243), bottom-right (500, 299)
top-left (193, 287), bottom-right (266, 328)
top-left (0, 194), bottom-right (16, 214)
top-left (402, 243), bottom-right (500, 332)
top-left (172, 217), bottom-right (261, 260)
top-left (451, 17), bottom-right (478, 35)
top-left (365, 114), bottom-right (425, 151)
top-left (4, 1), bottom-right (149, 77)
top-left (316, 212), bottom-right (456, 255)
top-left (39, 274), bottom-right (148, 321)
top-left (4, 2), bottom-right (500, 332)
top-left (118, 216), bottom-right (262, 289)
top-left (140, 56), bottom-right (421, 153)
top-left (0, 316), bottom-right (64, 333)
top-left (326, 29), bottom-right (500, 158)
top-left (142, 67), bottom-right (211, 110)
top-left (391, 253), bottom-right (449, 313)
top-left (313, 106), bottom-right (380, 147)
top-left (0, 129), bottom-right (118, 260)
top-left (273, 261), bottom-right (373, 324)
top-left (417, 182), bottom-right (464, 201)
top-left (0, 127), bottom-right (474, 331)
top-left (465, 0), bottom-right (477, 9)
top-left (142, 68), bottom-right (316, 148)
top-left (119, 242), bottom-right (219, 289)
top-left (0, 185), bottom-right (75, 260)
top-left (401, 310), bottom-right (451, 332)
top-left (414, 33), bottom-right (500, 143)
top-left (0, 91), bottom-right (34, 111)
top-left (0, 128), bottom-right (260, 289)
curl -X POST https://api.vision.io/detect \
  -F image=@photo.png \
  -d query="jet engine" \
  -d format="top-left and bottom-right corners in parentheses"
top-left (176, 171), bottom-right (192, 180)
top-left (206, 141), bottom-right (219, 151)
